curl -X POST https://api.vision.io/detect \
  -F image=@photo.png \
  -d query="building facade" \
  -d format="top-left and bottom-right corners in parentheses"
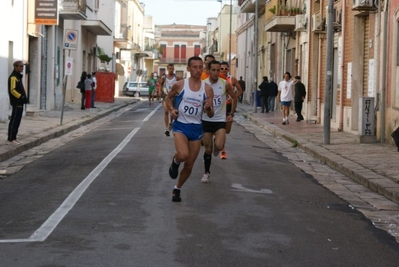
top-left (235, 0), bottom-right (399, 145)
top-left (154, 24), bottom-right (206, 78)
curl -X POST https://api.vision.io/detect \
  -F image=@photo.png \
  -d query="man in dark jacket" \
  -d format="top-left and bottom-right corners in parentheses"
top-left (293, 76), bottom-right (306, 121)
top-left (268, 78), bottom-right (278, 111)
top-left (8, 61), bottom-right (27, 144)
top-left (238, 76), bottom-right (245, 103)
top-left (258, 76), bottom-right (271, 113)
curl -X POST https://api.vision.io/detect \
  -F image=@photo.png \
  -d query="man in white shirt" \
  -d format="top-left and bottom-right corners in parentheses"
top-left (277, 72), bottom-right (294, 125)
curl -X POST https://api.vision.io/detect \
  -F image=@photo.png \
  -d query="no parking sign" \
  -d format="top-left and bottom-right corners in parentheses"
top-left (63, 29), bottom-right (78, 50)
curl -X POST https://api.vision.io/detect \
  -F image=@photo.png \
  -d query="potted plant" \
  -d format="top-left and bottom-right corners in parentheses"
top-left (268, 5), bottom-right (276, 14)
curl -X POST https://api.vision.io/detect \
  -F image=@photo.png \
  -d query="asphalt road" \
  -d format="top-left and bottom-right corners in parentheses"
top-left (0, 101), bottom-right (398, 267)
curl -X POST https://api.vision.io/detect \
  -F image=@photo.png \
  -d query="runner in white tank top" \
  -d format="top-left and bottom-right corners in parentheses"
top-left (200, 60), bottom-right (237, 184)
top-left (164, 56), bottom-right (214, 202)
top-left (162, 64), bottom-right (181, 136)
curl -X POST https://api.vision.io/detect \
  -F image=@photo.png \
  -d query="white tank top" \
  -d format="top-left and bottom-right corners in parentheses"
top-left (163, 74), bottom-right (177, 94)
top-left (202, 78), bottom-right (226, 122)
top-left (175, 78), bottom-right (206, 124)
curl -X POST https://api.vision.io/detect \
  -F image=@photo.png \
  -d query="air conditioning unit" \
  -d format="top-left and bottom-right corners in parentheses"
top-left (312, 14), bottom-right (324, 33)
top-left (295, 14), bottom-right (306, 32)
top-left (352, 0), bottom-right (377, 11)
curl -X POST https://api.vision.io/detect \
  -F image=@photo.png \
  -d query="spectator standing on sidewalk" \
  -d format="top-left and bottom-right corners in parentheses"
top-left (258, 76), bottom-right (271, 113)
top-left (91, 72), bottom-right (97, 108)
top-left (7, 61), bottom-right (27, 145)
top-left (293, 76), bottom-right (306, 122)
top-left (268, 78), bottom-right (278, 111)
top-left (277, 72), bottom-right (294, 125)
top-left (79, 71), bottom-right (87, 110)
top-left (238, 76), bottom-right (246, 103)
top-left (84, 74), bottom-right (93, 110)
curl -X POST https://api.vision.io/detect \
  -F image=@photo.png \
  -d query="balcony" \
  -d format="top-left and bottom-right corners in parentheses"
top-left (59, 0), bottom-right (87, 20)
top-left (264, 0), bottom-right (300, 32)
top-left (239, 0), bottom-right (268, 13)
top-left (114, 26), bottom-right (132, 49)
top-left (158, 58), bottom-right (187, 64)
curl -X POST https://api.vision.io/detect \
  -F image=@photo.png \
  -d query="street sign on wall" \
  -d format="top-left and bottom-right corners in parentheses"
top-left (63, 29), bottom-right (79, 50)
top-left (35, 0), bottom-right (58, 25)
top-left (65, 58), bottom-right (73, 76)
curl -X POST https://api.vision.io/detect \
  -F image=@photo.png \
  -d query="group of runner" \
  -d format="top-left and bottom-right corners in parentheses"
top-left (159, 55), bottom-right (243, 202)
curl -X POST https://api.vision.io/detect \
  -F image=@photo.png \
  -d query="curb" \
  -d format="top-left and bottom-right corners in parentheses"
top-left (0, 100), bottom-right (138, 163)
top-left (245, 113), bottom-right (399, 205)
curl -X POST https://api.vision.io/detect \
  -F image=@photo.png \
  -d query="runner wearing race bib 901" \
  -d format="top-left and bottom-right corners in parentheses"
top-left (164, 56), bottom-right (214, 202)
top-left (161, 63), bottom-right (181, 136)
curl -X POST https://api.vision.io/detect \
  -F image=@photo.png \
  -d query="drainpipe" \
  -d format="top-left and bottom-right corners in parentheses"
top-left (317, 35), bottom-right (322, 123)
top-left (380, 0), bottom-right (388, 142)
top-left (338, 0), bottom-right (346, 131)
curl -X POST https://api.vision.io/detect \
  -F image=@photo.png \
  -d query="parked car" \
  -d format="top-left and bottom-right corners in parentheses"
top-left (124, 81), bottom-right (149, 97)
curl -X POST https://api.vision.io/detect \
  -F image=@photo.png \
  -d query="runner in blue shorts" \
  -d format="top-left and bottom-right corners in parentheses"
top-left (164, 56), bottom-right (214, 202)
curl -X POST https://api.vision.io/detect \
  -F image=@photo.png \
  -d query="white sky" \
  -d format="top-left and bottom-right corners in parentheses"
top-left (141, 0), bottom-right (223, 26)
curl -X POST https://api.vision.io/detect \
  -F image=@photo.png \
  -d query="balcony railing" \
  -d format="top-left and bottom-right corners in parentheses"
top-left (59, 0), bottom-right (87, 20)
top-left (264, 0), bottom-right (298, 32)
top-left (158, 58), bottom-right (187, 64)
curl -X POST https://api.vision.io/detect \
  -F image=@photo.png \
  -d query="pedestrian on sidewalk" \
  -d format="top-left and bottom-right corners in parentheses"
top-left (258, 76), bottom-right (271, 113)
top-left (7, 61), bottom-right (27, 145)
top-left (268, 78), bottom-right (278, 111)
top-left (238, 76), bottom-right (246, 103)
top-left (79, 71), bottom-right (87, 110)
top-left (165, 56), bottom-right (214, 202)
top-left (277, 72), bottom-right (294, 125)
top-left (91, 72), bottom-right (97, 108)
top-left (293, 76), bottom-right (306, 122)
top-left (84, 74), bottom-right (93, 110)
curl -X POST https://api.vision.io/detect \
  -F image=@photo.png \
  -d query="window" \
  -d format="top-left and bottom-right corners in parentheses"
top-left (161, 44), bottom-right (166, 59)
top-left (181, 45), bottom-right (186, 61)
top-left (174, 45), bottom-right (179, 62)
top-left (194, 45), bottom-right (201, 57)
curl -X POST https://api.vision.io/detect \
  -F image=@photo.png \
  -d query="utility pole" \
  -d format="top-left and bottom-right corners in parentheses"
top-left (228, 0), bottom-right (232, 68)
top-left (253, 0), bottom-right (258, 113)
top-left (323, 0), bottom-right (334, 144)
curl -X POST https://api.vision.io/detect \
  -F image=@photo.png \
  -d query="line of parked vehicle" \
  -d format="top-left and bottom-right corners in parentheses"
top-left (123, 81), bottom-right (150, 97)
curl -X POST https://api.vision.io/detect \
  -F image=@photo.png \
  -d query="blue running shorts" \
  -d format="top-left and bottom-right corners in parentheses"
top-left (173, 120), bottom-right (204, 141)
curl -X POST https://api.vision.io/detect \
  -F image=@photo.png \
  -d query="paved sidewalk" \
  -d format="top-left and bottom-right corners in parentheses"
top-left (0, 97), bottom-right (139, 163)
top-left (237, 103), bottom-right (399, 205)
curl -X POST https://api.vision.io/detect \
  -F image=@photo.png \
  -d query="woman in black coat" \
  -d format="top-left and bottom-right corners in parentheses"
top-left (79, 71), bottom-right (87, 110)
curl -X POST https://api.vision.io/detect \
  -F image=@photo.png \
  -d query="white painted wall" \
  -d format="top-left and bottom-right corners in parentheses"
top-left (0, 0), bottom-right (28, 121)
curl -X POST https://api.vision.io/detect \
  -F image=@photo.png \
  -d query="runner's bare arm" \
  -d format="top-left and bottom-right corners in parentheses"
top-left (226, 82), bottom-right (237, 122)
top-left (232, 77), bottom-right (243, 97)
top-left (165, 80), bottom-right (183, 119)
top-left (204, 83), bottom-right (214, 118)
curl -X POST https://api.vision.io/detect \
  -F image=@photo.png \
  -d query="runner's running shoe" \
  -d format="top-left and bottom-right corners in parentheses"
top-left (172, 188), bottom-right (181, 202)
top-left (201, 173), bottom-right (211, 183)
top-left (220, 150), bottom-right (227, 159)
top-left (169, 158), bottom-right (180, 179)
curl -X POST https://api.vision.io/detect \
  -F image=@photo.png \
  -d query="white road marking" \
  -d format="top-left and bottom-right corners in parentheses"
top-left (0, 106), bottom-right (161, 243)
top-left (231, 183), bottom-right (273, 194)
